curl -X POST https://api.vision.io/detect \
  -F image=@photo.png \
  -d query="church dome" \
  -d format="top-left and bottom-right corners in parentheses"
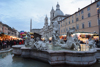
top-left (54, 10), bottom-right (64, 17)
top-left (54, 3), bottom-right (64, 17)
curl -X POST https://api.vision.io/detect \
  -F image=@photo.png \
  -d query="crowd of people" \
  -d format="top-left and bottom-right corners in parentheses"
top-left (0, 37), bottom-right (100, 50)
top-left (0, 39), bottom-right (25, 50)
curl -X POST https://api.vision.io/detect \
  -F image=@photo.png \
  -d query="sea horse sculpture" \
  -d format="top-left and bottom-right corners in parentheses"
top-left (87, 37), bottom-right (96, 49)
top-left (61, 27), bottom-right (81, 50)
top-left (31, 37), bottom-right (48, 50)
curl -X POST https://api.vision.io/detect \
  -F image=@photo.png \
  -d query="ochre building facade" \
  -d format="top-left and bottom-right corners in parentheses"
top-left (60, 0), bottom-right (100, 35)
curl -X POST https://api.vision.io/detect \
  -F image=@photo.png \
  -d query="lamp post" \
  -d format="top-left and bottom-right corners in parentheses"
top-left (97, 6), bottom-right (100, 47)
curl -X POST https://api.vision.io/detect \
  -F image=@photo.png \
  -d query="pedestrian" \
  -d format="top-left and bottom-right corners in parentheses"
top-left (4, 40), bottom-right (7, 48)
top-left (14, 40), bottom-right (16, 45)
top-left (2, 40), bottom-right (4, 49)
top-left (22, 40), bottom-right (24, 44)
top-left (10, 40), bottom-right (13, 48)
top-left (19, 40), bottom-right (21, 45)
top-left (0, 40), bottom-right (2, 50)
top-left (95, 39), bottom-right (99, 47)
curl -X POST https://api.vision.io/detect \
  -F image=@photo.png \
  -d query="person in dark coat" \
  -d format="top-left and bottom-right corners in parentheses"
top-left (10, 40), bottom-right (13, 47)
top-left (95, 39), bottom-right (99, 48)
top-left (2, 40), bottom-right (4, 49)
top-left (0, 40), bottom-right (2, 50)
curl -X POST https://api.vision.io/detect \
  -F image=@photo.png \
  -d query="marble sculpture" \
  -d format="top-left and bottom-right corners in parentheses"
top-left (61, 27), bottom-right (81, 50)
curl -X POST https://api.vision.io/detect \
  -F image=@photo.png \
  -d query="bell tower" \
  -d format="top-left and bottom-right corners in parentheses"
top-left (45, 15), bottom-right (48, 26)
top-left (56, 2), bottom-right (60, 10)
top-left (50, 7), bottom-right (55, 23)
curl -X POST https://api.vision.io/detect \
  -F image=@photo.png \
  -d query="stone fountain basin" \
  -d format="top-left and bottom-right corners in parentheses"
top-left (12, 45), bottom-right (25, 55)
top-left (12, 45), bottom-right (98, 66)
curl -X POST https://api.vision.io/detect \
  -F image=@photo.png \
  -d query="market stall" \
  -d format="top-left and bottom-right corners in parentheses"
top-left (73, 32), bottom-right (99, 43)
top-left (0, 33), bottom-right (21, 41)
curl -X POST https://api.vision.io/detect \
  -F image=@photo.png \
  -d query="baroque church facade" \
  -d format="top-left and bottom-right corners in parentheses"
top-left (40, 3), bottom-right (69, 39)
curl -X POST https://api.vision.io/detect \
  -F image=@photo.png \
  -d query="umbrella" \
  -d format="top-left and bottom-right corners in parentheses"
top-left (22, 34), bottom-right (26, 36)
top-left (30, 32), bottom-right (34, 34)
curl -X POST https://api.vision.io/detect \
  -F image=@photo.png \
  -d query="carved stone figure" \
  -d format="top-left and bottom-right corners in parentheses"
top-left (73, 35), bottom-right (81, 50)
top-left (61, 28), bottom-right (81, 50)
top-left (45, 35), bottom-right (49, 42)
top-left (87, 37), bottom-right (96, 49)
top-left (25, 33), bottom-right (31, 45)
top-left (51, 21), bottom-right (60, 46)
top-left (31, 37), bottom-right (48, 50)
top-left (55, 39), bottom-right (65, 46)
top-left (29, 38), bottom-right (35, 45)
top-left (25, 32), bottom-right (35, 47)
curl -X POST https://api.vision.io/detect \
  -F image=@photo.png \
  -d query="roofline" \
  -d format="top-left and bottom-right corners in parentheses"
top-left (59, 0), bottom-right (99, 22)
top-left (0, 21), bottom-right (3, 24)
top-left (52, 15), bottom-right (66, 20)
top-left (73, 0), bottom-right (99, 14)
top-left (32, 29), bottom-right (41, 30)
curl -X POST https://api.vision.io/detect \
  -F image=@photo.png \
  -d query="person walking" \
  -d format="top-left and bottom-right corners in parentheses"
top-left (0, 40), bottom-right (2, 50)
top-left (22, 40), bottom-right (24, 44)
top-left (95, 39), bottom-right (99, 47)
top-left (10, 40), bottom-right (13, 48)
top-left (4, 40), bottom-right (7, 48)
top-left (19, 40), bottom-right (21, 45)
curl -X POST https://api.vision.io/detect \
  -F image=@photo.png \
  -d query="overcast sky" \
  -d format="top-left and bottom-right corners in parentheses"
top-left (0, 0), bottom-right (95, 32)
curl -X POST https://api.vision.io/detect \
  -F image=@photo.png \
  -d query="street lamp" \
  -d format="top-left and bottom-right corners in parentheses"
top-left (97, 6), bottom-right (100, 47)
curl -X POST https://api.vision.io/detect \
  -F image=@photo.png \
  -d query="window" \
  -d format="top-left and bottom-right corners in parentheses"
top-left (61, 30), bottom-right (62, 33)
top-left (66, 28), bottom-right (68, 31)
top-left (88, 13), bottom-right (91, 17)
top-left (76, 13), bottom-right (78, 16)
top-left (87, 6), bottom-right (90, 11)
top-left (53, 13), bottom-right (54, 17)
top-left (81, 10), bottom-right (84, 14)
top-left (76, 18), bottom-right (79, 21)
top-left (97, 1), bottom-right (100, 7)
top-left (69, 21), bottom-right (70, 24)
top-left (88, 21), bottom-right (91, 27)
top-left (72, 20), bottom-right (73, 23)
top-left (79, 12), bottom-right (80, 15)
top-left (82, 16), bottom-right (84, 19)
top-left (69, 27), bottom-right (70, 30)
top-left (72, 16), bottom-right (73, 18)
top-left (64, 29), bottom-right (65, 32)
top-left (76, 24), bottom-right (79, 29)
top-left (66, 22), bottom-right (67, 25)
top-left (82, 23), bottom-right (84, 29)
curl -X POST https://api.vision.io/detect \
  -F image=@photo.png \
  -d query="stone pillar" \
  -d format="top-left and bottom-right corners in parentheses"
top-left (30, 19), bottom-right (32, 32)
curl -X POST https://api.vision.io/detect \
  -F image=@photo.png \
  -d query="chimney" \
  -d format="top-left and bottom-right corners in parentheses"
top-left (91, 0), bottom-right (92, 3)
top-left (78, 8), bottom-right (80, 11)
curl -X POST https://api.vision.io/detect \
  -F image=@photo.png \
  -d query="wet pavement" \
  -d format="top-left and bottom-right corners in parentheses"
top-left (0, 50), bottom-right (100, 67)
top-left (0, 52), bottom-right (52, 67)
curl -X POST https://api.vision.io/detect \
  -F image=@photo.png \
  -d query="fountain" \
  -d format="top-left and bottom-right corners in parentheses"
top-left (12, 22), bottom-right (99, 67)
